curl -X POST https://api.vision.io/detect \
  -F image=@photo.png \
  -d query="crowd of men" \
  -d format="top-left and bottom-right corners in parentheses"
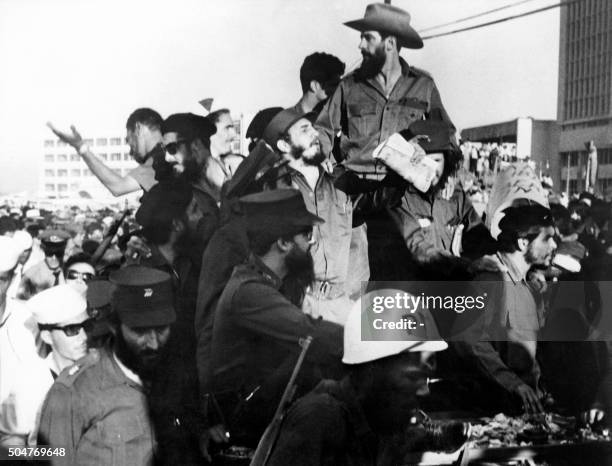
top-left (1, 3), bottom-right (612, 465)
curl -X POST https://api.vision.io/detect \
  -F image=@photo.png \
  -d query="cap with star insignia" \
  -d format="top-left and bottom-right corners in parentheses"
top-left (109, 266), bottom-right (175, 328)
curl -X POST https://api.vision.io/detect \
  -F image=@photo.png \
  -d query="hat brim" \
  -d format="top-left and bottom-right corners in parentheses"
top-left (117, 307), bottom-right (176, 328)
top-left (344, 19), bottom-right (423, 49)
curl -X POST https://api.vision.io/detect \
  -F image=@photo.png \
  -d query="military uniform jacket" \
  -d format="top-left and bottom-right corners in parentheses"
top-left (38, 347), bottom-right (155, 466)
top-left (316, 57), bottom-right (454, 174)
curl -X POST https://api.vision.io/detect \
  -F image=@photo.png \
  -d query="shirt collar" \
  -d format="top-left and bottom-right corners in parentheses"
top-left (248, 253), bottom-right (283, 290)
top-left (113, 351), bottom-right (143, 386)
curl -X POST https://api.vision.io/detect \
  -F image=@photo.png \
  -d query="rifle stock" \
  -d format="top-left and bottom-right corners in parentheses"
top-left (249, 336), bottom-right (313, 466)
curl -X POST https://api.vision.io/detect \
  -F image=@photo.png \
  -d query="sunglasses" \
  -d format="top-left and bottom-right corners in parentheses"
top-left (164, 140), bottom-right (187, 156)
top-left (39, 319), bottom-right (94, 337)
top-left (66, 270), bottom-right (94, 282)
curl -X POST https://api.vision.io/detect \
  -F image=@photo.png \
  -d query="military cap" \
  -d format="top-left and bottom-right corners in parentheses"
top-left (40, 229), bottom-right (70, 245)
top-left (399, 120), bottom-right (458, 154)
top-left (109, 266), bottom-right (175, 327)
top-left (28, 284), bottom-right (88, 325)
top-left (86, 279), bottom-right (116, 337)
top-left (136, 180), bottom-right (193, 230)
top-left (240, 189), bottom-right (323, 236)
top-left (246, 107), bottom-right (283, 141)
top-left (262, 109), bottom-right (316, 147)
top-left (162, 112), bottom-right (217, 142)
top-left (0, 236), bottom-right (21, 273)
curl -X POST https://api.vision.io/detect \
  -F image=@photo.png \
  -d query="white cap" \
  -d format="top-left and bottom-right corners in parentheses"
top-left (25, 208), bottom-right (40, 219)
top-left (13, 230), bottom-right (33, 252)
top-left (28, 284), bottom-right (87, 325)
top-left (552, 254), bottom-right (581, 273)
top-left (0, 236), bottom-right (21, 273)
top-left (342, 291), bottom-right (447, 365)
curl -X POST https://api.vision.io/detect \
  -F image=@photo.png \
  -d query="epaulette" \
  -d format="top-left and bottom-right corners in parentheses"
top-left (410, 66), bottom-right (433, 79)
top-left (54, 349), bottom-right (101, 387)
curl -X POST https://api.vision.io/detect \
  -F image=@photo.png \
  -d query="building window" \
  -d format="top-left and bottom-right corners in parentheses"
top-left (124, 153), bottom-right (130, 161)
top-left (45, 184), bottom-right (55, 191)
top-left (83, 169), bottom-right (91, 177)
top-left (96, 138), bottom-right (108, 146)
top-left (70, 183), bottom-right (79, 191)
top-left (70, 153), bottom-right (79, 161)
top-left (57, 169), bottom-right (68, 177)
top-left (110, 137), bottom-right (122, 145)
top-left (71, 169), bottom-right (81, 177)
top-left (44, 154), bottom-right (54, 162)
top-left (99, 153), bottom-right (108, 161)
top-left (83, 138), bottom-right (94, 146)
top-left (44, 169), bottom-right (55, 177)
top-left (57, 154), bottom-right (68, 162)
top-left (44, 140), bottom-right (55, 148)
top-left (58, 184), bottom-right (68, 193)
top-left (57, 140), bottom-right (68, 147)
top-left (111, 153), bottom-right (121, 161)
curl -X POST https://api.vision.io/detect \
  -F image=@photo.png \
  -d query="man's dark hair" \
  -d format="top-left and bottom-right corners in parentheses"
top-left (497, 205), bottom-right (554, 253)
top-left (63, 252), bottom-right (94, 276)
top-left (299, 52), bottom-right (345, 93)
top-left (126, 108), bottom-right (163, 132)
top-left (207, 108), bottom-right (231, 125)
top-left (0, 216), bottom-right (17, 235)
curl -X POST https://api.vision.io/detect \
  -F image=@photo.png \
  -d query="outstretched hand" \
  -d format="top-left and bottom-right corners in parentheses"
top-left (46, 122), bottom-right (84, 150)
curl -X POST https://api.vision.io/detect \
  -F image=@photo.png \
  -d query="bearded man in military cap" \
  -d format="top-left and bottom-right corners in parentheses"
top-left (38, 266), bottom-right (176, 465)
top-left (208, 189), bottom-right (343, 448)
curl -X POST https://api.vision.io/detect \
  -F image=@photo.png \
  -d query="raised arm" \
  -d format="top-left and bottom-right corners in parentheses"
top-left (47, 122), bottom-right (140, 196)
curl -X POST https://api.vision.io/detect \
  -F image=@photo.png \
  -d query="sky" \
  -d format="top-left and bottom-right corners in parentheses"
top-left (0, 0), bottom-right (561, 195)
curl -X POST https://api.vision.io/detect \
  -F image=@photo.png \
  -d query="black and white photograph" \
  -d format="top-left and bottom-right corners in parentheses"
top-left (1, 0), bottom-right (612, 464)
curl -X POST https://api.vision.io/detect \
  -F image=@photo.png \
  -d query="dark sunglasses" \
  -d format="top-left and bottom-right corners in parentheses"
top-left (66, 270), bottom-right (94, 282)
top-left (164, 140), bottom-right (187, 156)
top-left (295, 227), bottom-right (314, 242)
top-left (39, 319), bottom-right (94, 337)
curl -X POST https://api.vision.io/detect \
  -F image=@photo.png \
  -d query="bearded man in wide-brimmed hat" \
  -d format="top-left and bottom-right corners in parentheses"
top-left (316, 2), bottom-right (455, 178)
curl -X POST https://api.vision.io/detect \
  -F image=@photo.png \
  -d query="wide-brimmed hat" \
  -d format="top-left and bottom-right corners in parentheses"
top-left (344, 3), bottom-right (423, 49)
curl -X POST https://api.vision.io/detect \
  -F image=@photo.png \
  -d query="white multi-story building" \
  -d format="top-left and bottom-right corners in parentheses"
top-left (40, 135), bottom-right (138, 202)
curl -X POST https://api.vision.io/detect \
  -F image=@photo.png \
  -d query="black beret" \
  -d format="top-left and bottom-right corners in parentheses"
top-left (162, 113), bottom-right (216, 142)
top-left (499, 203), bottom-right (553, 234)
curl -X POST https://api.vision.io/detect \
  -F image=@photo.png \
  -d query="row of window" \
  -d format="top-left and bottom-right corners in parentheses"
top-left (44, 168), bottom-right (126, 177)
top-left (560, 178), bottom-right (612, 196)
top-left (44, 153), bottom-right (131, 162)
top-left (560, 148), bottom-right (612, 167)
top-left (44, 137), bottom-right (123, 148)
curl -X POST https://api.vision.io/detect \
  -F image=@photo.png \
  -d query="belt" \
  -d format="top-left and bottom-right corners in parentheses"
top-left (310, 280), bottom-right (345, 300)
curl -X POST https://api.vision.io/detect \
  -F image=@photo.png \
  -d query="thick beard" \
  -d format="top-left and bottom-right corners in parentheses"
top-left (358, 47), bottom-right (386, 79)
top-left (114, 328), bottom-right (162, 381)
top-left (291, 143), bottom-right (325, 166)
top-left (280, 247), bottom-right (315, 307)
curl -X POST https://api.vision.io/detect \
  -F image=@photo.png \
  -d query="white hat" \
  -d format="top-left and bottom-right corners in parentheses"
top-left (13, 230), bottom-right (33, 252)
top-left (25, 208), bottom-right (40, 219)
top-left (342, 290), bottom-right (447, 365)
top-left (0, 236), bottom-right (21, 273)
top-left (28, 284), bottom-right (87, 325)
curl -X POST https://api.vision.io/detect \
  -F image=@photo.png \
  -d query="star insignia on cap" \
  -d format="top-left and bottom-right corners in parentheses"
top-left (144, 288), bottom-right (153, 298)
